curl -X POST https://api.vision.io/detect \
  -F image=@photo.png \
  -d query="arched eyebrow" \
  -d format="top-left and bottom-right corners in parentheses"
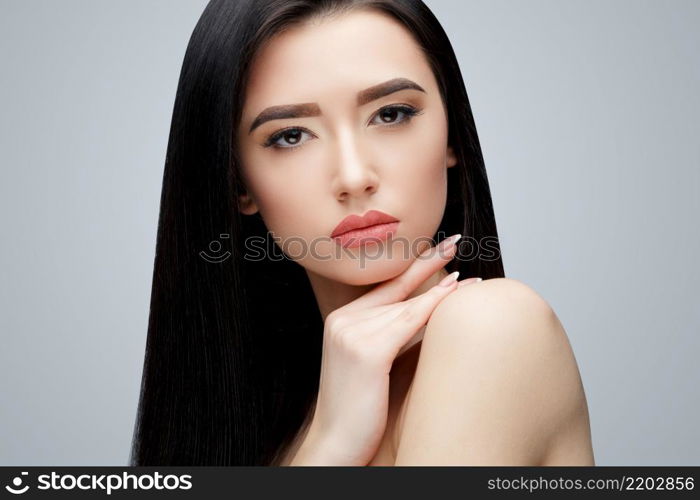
top-left (247, 77), bottom-right (425, 134)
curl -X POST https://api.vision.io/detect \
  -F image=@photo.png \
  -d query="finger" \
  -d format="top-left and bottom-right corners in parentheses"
top-left (393, 276), bottom-right (481, 357)
top-left (377, 271), bottom-right (461, 358)
top-left (394, 274), bottom-right (478, 357)
top-left (342, 233), bottom-right (462, 313)
top-left (345, 272), bottom-right (461, 324)
top-left (457, 277), bottom-right (482, 287)
top-left (333, 288), bottom-right (431, 336)
top-left (341, 275), bottom-right (480, 328)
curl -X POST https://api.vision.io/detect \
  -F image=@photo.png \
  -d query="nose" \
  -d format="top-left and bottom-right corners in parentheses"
top-left (332, 129), bottom-right (379, 202)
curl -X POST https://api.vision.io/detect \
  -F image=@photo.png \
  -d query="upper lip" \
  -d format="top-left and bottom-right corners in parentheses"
top-left (331, 209), bottom-right (399, 238)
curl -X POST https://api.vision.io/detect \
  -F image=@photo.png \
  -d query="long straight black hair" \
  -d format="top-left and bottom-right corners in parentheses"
top-left (129, 0), bottom-right (505, 466)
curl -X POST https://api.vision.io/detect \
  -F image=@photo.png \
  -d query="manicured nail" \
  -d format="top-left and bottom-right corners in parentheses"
top-left (438, 271), bottom-right (460, 287)
top-left (458, 277), bottom-right (482, 287)
top-left (439, 233), bottom-right (462, 251)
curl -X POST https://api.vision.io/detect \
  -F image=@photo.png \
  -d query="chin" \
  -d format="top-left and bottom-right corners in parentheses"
top-left (331, 256), bottom-right (410, 286)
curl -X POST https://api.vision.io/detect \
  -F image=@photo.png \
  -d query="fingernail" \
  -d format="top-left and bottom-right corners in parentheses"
top-left (458, 277), bottom-right (482, 287)
top-left (438, 271), bottom-right (460, 287)
top-left (438, 233), bottom-right (462, 251)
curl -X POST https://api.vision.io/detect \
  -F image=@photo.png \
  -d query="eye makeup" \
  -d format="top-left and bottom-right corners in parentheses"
top-left (261, 103), bottom-right (424, 152)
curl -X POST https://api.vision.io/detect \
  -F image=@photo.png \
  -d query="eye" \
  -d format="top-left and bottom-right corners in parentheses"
top-left (261, 104), bottom-right (423, 152)
top-left (369, 104), bottom-right (423, 127)
top-left (262, 127), bottom-right (315, 151)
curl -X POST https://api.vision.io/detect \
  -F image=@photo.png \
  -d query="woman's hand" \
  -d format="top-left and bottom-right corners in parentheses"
top-left (294, 233), bottom-right (481, 465)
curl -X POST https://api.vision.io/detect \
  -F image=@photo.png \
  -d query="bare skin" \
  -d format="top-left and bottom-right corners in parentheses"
top-left (279, 277), bottom-right (595, 466)
top-left (382, 278), bottom-right (595, 466)
top-left (236, 9), bottom-right (594, 465)
top-left (237, 9), bottom-right (457, 294)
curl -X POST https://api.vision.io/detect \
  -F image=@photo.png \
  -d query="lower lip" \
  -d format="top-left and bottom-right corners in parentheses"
top-left (333, 222), bottom-right (399, 248)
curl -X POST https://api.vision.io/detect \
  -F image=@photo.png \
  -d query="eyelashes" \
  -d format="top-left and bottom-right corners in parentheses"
top-left (262, 104), bottom-right (424, 152)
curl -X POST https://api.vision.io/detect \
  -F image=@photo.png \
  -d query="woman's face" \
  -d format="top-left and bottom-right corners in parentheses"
top-left (236, 9), bottom-right (456, 285)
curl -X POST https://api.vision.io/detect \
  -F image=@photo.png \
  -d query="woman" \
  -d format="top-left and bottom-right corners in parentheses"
top-left (130, 0), bottom-right (594, 466)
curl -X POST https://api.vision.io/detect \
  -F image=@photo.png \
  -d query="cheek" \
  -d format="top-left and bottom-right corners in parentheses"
top-left (244, 163), bottom-right (322, 239)
top-left (384, 117), bottom-right (450, 240)
top-left (389, 118), bottom-right (449, 195)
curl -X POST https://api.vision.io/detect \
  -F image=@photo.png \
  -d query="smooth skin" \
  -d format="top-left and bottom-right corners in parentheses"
top-left (288, 251), bottom-right (594, 465)
top-left (236, 8), bottom-right (458, 317)
top-left (236, 8), bottom-right (594, 465)
top-left (289, 233), bottom-right (465, 466)
top-left (392, 277), bottom-right (595, 465)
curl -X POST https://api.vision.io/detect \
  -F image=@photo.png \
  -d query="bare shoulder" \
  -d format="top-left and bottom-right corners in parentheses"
top-left (423, 277), bottom-right (567, 372)
top-left (393, 277), bottom-right (594, 465)
top-left (435, 276), bottom-right (555, 327)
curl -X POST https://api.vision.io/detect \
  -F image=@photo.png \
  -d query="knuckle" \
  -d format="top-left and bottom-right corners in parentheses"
top-left (332, 327), bottom-right (386, 367)
top-left (325, 309), bottom-right (339, 324)
top-left (331, 324), bottom-right (353, 343)
top-left (395, 279), bottom-right (414, 299)
top-left (324, 311), bottom-right (345, 332)
top-left (336, 330), bottom-right (366, 358)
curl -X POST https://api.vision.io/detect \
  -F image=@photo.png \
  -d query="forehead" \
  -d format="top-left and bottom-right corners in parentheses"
top-left (243, 9), bottom-right (433, 111)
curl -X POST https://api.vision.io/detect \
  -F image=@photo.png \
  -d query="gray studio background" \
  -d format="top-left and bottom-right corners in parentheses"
top-left (1, 0), bottom-right (698, 465)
